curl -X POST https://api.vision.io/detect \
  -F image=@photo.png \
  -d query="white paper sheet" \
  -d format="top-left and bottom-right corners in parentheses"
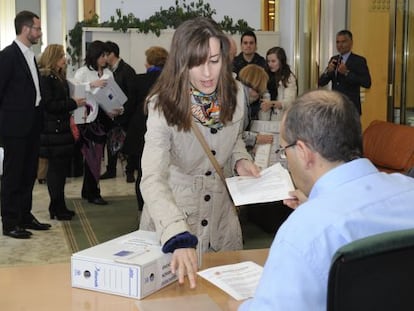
top-left (197, 261), bottom-right (263, 301)
top-left (226, 162), bottom-right (295, 206)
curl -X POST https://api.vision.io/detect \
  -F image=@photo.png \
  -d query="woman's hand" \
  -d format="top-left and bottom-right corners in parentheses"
top-left (255, 134), bottom-right (273, 145)
top-left (260, 99), bottom-right (273, 112)
top-left (170, 248), bottom-right (199, 289)
top-left (283, 189), bottom-right (308, 209)
top-left (74, 97), bottom-right (86, 107)
top-left (90, 79), bottom-right (107, 88)
top-left (235, 159), bottom-right (261, 177)
top-left (107, 107), bottom-right (124, 119)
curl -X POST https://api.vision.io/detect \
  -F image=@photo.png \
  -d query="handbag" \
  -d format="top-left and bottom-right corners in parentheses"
top-left (107, 126), bottom-right (126, 155)
top-left (191, 121), bottom-right (239, 212)
top-left (70, 115), bottom-right (80, 141)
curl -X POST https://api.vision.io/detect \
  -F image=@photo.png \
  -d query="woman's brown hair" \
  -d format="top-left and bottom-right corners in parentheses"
top-left (147, 17), bottom-right (237, 131)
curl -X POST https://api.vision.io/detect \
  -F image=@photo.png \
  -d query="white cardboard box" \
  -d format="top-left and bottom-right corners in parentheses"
top-left (91, 74), bottom-right (127, 113)
top-left (71, 230), bottom-right (176, 299)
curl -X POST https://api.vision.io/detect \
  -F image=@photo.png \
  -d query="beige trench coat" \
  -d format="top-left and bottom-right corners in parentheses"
top-left (139, 82), bottom-right (252, 253)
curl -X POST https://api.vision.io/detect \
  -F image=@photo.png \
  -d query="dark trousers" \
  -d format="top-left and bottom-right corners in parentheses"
top-left (1, 110), bottom-right (41, 229)
top-left (81, 160), bottom-right (101, 199)
top-left (47, 156), bottom-right (70, 210)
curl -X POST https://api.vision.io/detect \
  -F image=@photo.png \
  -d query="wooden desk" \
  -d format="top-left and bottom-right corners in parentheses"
top-left (0, 248), bottom-right (268, 311)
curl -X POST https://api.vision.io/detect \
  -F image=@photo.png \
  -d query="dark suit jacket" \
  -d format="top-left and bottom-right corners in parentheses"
top-left (318, 52), bottom-right (371, 114)
top-left (0, 41), bottom-right (41, 137)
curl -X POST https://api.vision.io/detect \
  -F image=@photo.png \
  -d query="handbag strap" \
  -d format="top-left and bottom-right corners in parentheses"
top-left (191, 121), bottom-right (226, 184)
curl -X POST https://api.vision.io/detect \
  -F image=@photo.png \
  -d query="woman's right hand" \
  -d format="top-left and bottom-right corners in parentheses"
top-left (260, 99), bottom-right (273, 112)
top-left (74, 97), bottom-right (87, 107)
top-left (170, 248), bottom-right (199, 289)
top-left (90, 79), bottom-right (107, 88)
top-left (256, 134), bottom-right (273, 145)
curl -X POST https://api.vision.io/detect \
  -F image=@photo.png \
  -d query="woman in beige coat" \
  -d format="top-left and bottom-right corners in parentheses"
top-left (139, 17), bottom-right (260, 289)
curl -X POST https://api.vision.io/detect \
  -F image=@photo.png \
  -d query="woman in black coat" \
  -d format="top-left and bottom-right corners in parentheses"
top-left (38, 44), bottom-right (86, 220)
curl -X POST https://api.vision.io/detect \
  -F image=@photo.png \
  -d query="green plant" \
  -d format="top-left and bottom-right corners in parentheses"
top-left (66, 0), bottom-right (254, 67)
top-left (66, 14), bottom-right (99, 67)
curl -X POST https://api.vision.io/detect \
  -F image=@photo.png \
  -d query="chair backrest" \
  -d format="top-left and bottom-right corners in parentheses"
top-left (327, 228), bottom-right (414, 311)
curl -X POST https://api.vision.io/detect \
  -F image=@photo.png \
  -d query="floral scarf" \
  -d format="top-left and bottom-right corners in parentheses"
top-left (190, 87), bottom-right (223, 130)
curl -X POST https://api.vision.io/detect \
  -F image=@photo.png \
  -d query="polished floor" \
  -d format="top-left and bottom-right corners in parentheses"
top-left (0, 162), bottom-right (136, 267)
top-left (0, 159), bottom-right (276, 267)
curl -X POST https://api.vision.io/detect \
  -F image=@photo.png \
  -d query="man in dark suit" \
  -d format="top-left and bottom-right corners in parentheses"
top-left (0, 11), bottom-right (51, 239)
top-left (318, 30), bottom-right (371, 114)
top-left (99, 41), bottom-right (137, 182)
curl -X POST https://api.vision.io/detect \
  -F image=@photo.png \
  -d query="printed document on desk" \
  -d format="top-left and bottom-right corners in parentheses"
top-left (197, 261), bottom-right (263, 300)
top-left (92, 74), bottom-right (127, 113)
top-left (226, 162), bottom-right (295, 206)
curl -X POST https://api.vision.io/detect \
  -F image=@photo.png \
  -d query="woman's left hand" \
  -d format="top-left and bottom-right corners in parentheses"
top-left (235, 159), bottom-right (261, 177)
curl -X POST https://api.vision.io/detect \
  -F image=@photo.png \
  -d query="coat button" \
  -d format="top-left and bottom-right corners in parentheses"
top-left (201, 219), bottom-right (208, 226)
top-left (211, 150), bottom-right (216, 155)
top-left (210, 128), bottom-right (218, 134)
top-left (204, 194), bottom-right (211, 201)
top-left (205, 170), bottom-right (212, 176)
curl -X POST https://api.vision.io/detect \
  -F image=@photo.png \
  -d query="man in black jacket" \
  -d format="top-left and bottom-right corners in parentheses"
top-left (318, 30), bottom-right (371, 114)
top-left (100, 41), bottom-right (137, 182)
top-left (0, 11), bottom-right (51, 239)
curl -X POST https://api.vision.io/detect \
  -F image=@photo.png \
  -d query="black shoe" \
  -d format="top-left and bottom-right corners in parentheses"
top-left (49, 210), bottom-right (73, 221)
top-left (88, 197), bottom-right (108, 205)
top-left (21, 217), bottom-right (51, 230)
top-left (126, 172), bottom-right (135, 183)
top-left (3, 226), bottom-right (32, 239)
top-left (100, 171), bottom-right (116, 179)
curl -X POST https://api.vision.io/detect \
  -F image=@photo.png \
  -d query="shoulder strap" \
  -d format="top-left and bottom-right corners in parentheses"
top-left (191, 121), bottom-right (226, 184)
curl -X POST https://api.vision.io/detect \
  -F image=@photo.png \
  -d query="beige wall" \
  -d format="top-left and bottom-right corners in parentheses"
top-left (349, 2), bottom-right (389, 129)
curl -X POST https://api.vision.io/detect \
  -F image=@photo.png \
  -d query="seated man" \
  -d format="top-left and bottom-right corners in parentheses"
top-left (229, 89), bottom-right (414, 311)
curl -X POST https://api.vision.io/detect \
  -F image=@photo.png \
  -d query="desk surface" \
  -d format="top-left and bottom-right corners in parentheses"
top-left (0, 248), bottom-right (269, 311)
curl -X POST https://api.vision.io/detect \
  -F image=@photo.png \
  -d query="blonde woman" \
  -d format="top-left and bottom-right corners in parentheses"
top-left (38, 44), bottom-right (86, 220)
top-left (238, 64), bottom-right (273, 149)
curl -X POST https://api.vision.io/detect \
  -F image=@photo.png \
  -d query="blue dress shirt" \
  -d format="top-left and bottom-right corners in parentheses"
top-left (239, 158), bottom-right (414, 311)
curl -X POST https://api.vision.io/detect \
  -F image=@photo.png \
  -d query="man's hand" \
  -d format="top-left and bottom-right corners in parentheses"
top-left (283, 189), bottom-right (307, 209)
top-left (171, 248), bottom-right (199, 289)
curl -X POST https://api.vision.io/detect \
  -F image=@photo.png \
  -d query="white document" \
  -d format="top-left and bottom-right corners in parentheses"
top-left (254, 142), bottom-right (272, 170)
top-left (197, 261), bottom-right (263, 301)
top-left (250, 120), bottom-right (280, 133)
top-left (92, 74), bottom-right (127, 113)
top-left (226, 162), bottom-right (295, 206)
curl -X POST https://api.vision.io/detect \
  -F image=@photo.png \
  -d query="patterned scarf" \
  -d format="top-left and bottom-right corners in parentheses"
top-left (190, 87), bottom-right (223, 130)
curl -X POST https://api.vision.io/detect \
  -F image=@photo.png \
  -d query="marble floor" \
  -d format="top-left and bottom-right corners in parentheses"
top-left (0, 163), bottom-right (136, 267)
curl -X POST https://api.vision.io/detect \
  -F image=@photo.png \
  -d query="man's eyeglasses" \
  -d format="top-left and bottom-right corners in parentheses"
top-left (25, 24), bottom-right (42, 32)
top-left (275, 142), bottom-right (297, 159)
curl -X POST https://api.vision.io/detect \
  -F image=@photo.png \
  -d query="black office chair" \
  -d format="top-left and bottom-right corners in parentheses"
top-left (327, 228), bottom-right (414, 311)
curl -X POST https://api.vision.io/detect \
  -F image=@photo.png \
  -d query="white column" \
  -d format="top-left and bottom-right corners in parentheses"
top-left (0, 0), bottom-right (16, 50)
top-left (45, 0), bottom-right (62, 45)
